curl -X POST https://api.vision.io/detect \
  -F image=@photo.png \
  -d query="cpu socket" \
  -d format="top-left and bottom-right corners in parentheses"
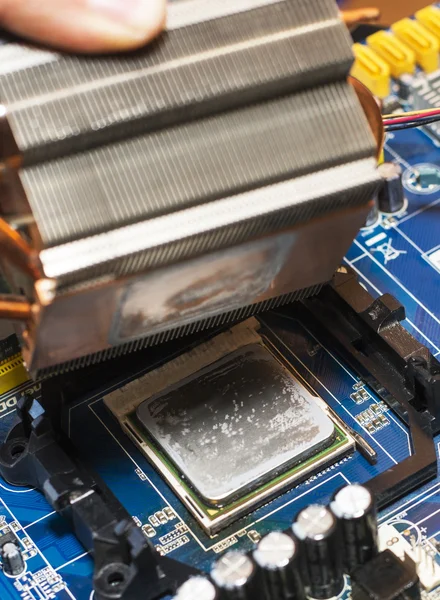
top-left (105, 319), bottom-right (354, 535)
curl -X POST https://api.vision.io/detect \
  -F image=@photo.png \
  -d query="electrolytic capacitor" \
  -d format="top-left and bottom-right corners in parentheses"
top-left (253, 531), bottom-right (305, 600)
top-left (292, 504), bottom-right (344, 600)
top-left (330, 483), bottom-right (378, 573)
top-left (363, 196), bottom-right (380, 228)
top-left (1, 541), bottom-right (25, 577)
top-left (174, 576), bottom-right (218, 600)
top-left (211, 551), bottom-right (257, 600)
top-left (377, 162), bottom-right (405, 214)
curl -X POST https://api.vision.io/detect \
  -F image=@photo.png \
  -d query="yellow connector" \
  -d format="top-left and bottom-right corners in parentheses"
top-left (378, 148), bottom-right (385, 165)
top-left (351, 44), bottom-right (391, 98)
top-left (367, 31), bottom-right (415, 77)
top-left (416, 6), bottom-right (440, 43)
top-left (392, 18), bottom-right (439, 73)
top-left (0, 354), bottom-right (29, 395)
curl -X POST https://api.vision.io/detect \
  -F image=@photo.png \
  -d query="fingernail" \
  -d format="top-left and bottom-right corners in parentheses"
top-left (88, 0), bottom-right (165, 31)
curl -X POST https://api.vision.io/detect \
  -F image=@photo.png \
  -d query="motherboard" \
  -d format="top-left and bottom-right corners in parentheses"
top-left (0, 6), bottom-right (440, 600)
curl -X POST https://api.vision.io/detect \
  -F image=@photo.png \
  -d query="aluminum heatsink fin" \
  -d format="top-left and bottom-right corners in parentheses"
top-left (38, 157), bottom-right (379, 289)
top-left (0, 0), bottom-right (353, 166)
top-left (20, 82), bottom-right (376, 248)
top-left (0, 0), bottom-right (382, 373)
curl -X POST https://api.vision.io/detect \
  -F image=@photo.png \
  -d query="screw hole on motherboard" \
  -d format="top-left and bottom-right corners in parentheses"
top-left (107, 571), bottom-right (125, 588)
top-left (97, 564), bottom-right (130, 592)
top-left (9, 442), bottom-right (26, 460)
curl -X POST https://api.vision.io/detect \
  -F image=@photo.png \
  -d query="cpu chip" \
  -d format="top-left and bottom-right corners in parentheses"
top-left (136, 344), bottom-right (335, 505)
top-left (105, 319), bottom-right (354, 534)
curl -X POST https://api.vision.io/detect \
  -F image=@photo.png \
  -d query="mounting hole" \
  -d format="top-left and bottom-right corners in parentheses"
top-left (8, 441), bottom-right (26, 461)
top-left (96, 563), bottom-right (130, 594)
top-left (403, 164), bottom-right (440, 195)
top-left (107, 571), bottom-right (125, 588)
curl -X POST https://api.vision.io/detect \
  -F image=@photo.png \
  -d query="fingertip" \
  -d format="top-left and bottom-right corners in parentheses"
top-left (87, 0), bottom-right (167, 51)
top-left (0, 0), bottom-right (167, 53)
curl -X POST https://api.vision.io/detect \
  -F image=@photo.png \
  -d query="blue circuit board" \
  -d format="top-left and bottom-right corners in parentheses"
top-left (1, 57), bottom-right (440, 600)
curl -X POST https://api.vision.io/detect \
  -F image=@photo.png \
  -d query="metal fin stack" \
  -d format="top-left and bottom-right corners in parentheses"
top-left (0, 0), bottom-right (380, 375)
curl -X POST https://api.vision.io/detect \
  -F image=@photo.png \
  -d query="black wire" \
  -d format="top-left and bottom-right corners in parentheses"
top-left (385, 116), bottom-right (440, 132)
top-left (385, 117), bottom-right (440, 131)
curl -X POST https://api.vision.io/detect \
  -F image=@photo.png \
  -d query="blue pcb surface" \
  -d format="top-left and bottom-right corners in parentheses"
top-left (0, 104), bottom-right (440, 600)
